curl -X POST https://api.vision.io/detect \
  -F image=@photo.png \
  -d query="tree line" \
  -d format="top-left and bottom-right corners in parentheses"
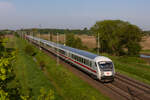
top-left (65, 20), bottom-right (144, 56)
top-left (143, 31), bottom-right (150, 36)
top-left (91, 20), bottom-right (143, 56)
top-left (22, 28), bottom-right (92, 35)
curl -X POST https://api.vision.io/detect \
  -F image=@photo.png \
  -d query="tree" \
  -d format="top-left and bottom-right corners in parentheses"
top-left (91, 20), bottom-right (143, 56)
top-left (66, 33), bottom-right (87, 50)
top-left (66, 33), bottom-right (75, 47)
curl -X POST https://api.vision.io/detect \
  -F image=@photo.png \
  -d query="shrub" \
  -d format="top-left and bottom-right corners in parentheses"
top-left (38, 88), bottom-right (54, 100)
top-left (24, 45), bottom-right (35, 56)
top-left (66, 34), bottom-right (87, 50)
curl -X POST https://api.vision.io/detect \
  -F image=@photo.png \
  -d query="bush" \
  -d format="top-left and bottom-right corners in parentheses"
top-left (38, 88), bottom-right (54, 100)
top-left (24, 45), bottom-right (35, 56)
top-left (66, 34), bottom-right (87, 50)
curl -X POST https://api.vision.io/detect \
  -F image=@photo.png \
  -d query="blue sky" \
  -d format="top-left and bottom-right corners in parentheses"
top-left (0, 0), bottom-right (150, 30)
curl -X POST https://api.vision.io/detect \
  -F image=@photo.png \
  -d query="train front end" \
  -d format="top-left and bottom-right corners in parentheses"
top-left (95, 56), bottom-right (115, 81)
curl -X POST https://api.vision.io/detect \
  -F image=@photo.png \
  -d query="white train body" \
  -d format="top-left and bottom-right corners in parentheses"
top-left (26, 35), bottom-right (115, 81)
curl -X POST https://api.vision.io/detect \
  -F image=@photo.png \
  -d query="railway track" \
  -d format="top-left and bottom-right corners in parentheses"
top-left (111, 73), bottom-right (150, 100)
top-left (27, 38), bottom-right (150, 100)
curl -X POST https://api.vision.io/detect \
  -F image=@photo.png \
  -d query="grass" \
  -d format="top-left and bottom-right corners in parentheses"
top-left (8, 37), bottom-right (110, 100)
top-left (9, 37), bottom-right (61, 100)
top-left (102, 53), bottom-right (150, 85)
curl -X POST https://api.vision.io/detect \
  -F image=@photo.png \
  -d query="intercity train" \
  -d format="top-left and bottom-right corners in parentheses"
top-left (26, 35), bottom-right (115, 81)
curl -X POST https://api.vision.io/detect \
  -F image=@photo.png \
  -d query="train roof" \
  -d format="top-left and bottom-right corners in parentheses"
top-left (28, 36), bottom-right (99, 59)
top-left (59, 44), bottom-right (98, 59)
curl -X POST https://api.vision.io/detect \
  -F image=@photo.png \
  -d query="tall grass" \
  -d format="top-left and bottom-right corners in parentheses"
top-left (12, 37), bottom-right (61, 100)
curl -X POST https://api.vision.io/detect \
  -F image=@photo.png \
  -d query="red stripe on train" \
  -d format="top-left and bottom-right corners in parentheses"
top-left (55, 50), bottom-right (97, 73)
top-left (31, 40), bottom-right (97, 74)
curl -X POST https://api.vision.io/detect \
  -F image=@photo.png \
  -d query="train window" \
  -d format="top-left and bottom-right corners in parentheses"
top-left (74, 55), bottom-right (76, 60)
top-left (83, 59), bottom-right (85, 64)
top-left (85, 59), bottom-right (87, 65)
top-left (81, 58), bottom-right (83, 63)
top-left (59, 49), bottom-right (66, 55)
top-left (89, 61), bottom-right (92, 67)
top-left (78, 57), bottom-right (81, 62)
top-left (76, 55), bottom-right (77, 60)
top-left (72, 54), bottom-right (74, 59)
top-left (85, 59), bottom-right (88, 65)
top-left (76, 56), bottom-right (78, 61)
top-left (78, 57), bottom-right (80, 62)
top-left (77, 56), bottom-right (79, 61)
top-left (75, 55), bottom-right (77, 60)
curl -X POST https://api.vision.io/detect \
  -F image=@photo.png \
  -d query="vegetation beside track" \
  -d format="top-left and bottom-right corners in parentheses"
top-left (102, 53), bottom-right (150, 85)
top-left (11, 37), bottom-right (110, 100)
top-left (8, 37), bottom-right (61, 100)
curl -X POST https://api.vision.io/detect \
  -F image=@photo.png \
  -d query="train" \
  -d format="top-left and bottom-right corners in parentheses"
top-left (26, 35), bottom-right (115, 81)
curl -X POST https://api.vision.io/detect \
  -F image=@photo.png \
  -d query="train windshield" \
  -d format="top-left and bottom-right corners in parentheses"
top-left (98, 62), bottom-right (113, 69)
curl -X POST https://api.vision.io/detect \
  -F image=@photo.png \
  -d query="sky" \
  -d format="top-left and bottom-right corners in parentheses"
top-left (0, 0), bottom-right (150, 30)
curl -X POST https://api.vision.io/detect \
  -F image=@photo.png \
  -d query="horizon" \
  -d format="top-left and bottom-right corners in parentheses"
top-left (0, 0), bottom-right (150, 30)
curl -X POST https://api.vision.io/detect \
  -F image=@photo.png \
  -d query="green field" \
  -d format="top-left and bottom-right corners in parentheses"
top-left (8, 37), bottom-right (110, 100)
